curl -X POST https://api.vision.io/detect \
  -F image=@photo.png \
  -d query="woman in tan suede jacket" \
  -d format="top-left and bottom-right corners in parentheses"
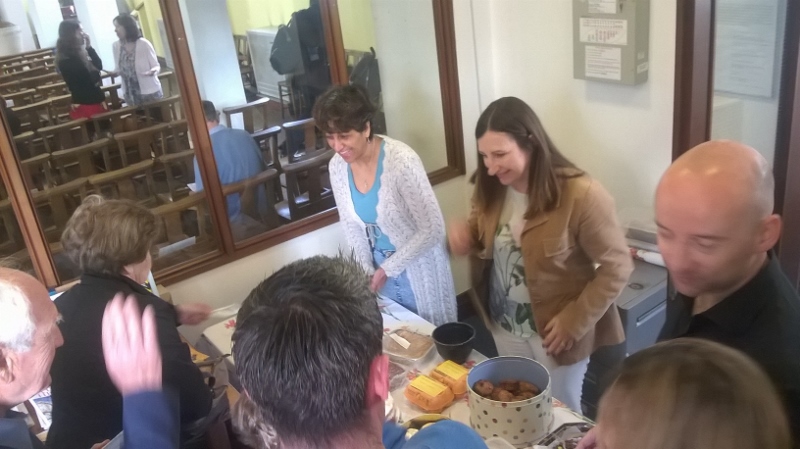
top-left (449, 97), bottom-right (633, 411)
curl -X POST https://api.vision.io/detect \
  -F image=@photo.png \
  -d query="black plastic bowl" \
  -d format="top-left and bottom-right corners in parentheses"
top-left (432, 322), bottom-right (476, 364)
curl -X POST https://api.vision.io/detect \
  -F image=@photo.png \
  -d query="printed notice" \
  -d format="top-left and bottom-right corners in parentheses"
top-left (580, 18), bottom-right (628, 46)
top-left (588, 0), bottom-right (618, 14)
top-left (585, 46), bottom-right (622, 80)
top-left (714, 0), bottom-right (779, 98)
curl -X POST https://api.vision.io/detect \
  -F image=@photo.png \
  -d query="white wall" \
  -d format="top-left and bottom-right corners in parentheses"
top-left (0, 0), bottom-right (36, 52)
top-left (72, 0), bottom-right (118, 74)
top-left (371, 0), bottom-right (449, 173)
top-left (481, 0), bottom-right (676, 224)
top-left (178, 0), bottom-right (246, 128)
top-left (27, 0), bottom-right (61, 49)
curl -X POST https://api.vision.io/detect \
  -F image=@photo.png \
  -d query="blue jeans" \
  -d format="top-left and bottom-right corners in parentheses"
top-left (373, 248), bottom-right (417, 314)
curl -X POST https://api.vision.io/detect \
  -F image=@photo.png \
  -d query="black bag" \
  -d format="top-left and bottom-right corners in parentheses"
top-left (349, 47), bottom-right (382, 107)
top-left (269, 15), bottom-right (303, 75)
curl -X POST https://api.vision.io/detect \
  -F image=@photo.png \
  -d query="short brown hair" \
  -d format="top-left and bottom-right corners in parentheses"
top-left (598, 338), bottom-right (790, 449)
top-left (61, 195), bottom-right (159, 276)
top-left (312, 84), bottom-right (376, 139)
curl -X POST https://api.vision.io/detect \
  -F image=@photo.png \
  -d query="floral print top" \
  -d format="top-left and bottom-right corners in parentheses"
top-left (490, 189), bottom-right (536, 337)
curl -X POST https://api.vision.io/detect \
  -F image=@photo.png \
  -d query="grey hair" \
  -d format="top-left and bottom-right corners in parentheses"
top-left (232, 254), bottom-right (381, 447)
top-left (753, 155), bottom-right (775, 218)
top-left (0, 278), bottom-right (35, 353)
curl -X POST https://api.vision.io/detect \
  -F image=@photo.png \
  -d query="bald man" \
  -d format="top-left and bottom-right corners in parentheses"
top-left (655, 140), bottom-right (800, 444)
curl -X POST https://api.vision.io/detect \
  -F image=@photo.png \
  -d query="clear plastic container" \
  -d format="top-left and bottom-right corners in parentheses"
top-left (383, 328), bottom-right (435, 366)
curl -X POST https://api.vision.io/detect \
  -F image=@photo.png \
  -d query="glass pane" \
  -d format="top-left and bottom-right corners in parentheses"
top-left (3, 2), bottom-right (221, 282)
top-left (0, 173), bottom-right (34, 276)
top-left (710, 0), bottom-right (787, 164)
top-left (179, 0), bottom-right (336, 243)
top-left (338, 0), bottom-right (449, 173)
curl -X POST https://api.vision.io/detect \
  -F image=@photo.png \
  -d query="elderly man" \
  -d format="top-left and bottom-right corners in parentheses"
top-left (655, 140), bottom-right (800, 444)
top-left (0, 268), bottom-right (176, 449)
top-left (232, 255), bottom-right (487, 449)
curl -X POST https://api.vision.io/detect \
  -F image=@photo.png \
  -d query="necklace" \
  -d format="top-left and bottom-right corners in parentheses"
top-left (355, 139), bottom-right (379, 191)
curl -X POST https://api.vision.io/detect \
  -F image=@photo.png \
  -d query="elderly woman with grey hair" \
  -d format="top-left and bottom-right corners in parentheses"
top-left (46, 195), bottom-right (212, 449)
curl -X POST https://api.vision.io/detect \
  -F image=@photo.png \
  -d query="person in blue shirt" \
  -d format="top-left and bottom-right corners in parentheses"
top-left (193, 100), bottom-right (268, 239)
top-left (231, 255), bottom-right (487, 449)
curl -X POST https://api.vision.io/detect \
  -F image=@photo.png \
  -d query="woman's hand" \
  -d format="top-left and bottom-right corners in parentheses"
top-left (175, 302), bottom-right (212, 325)
top-left (371, 268), bottom-right (388, 293)
top-left (447, 220), bottom-right (472, 256)
top-left (90, 440), bottom-right (109, 449)
top-left (142, 67), bottom-right (159, 77)
top-left (541, 315), bottom-right (576, 356)
top-left (82, 32), bottom-right (92, 48)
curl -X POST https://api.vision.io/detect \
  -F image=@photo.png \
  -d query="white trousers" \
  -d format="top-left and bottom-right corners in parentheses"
top-left (490, 325), bottom-right (589, 412)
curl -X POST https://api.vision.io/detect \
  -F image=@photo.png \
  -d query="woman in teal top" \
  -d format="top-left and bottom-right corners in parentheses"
top-left (315, 85), bottom-right (457, 325)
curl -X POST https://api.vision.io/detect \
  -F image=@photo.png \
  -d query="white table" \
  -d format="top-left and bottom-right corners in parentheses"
top-left (200, 297), bottom-right (588, 448)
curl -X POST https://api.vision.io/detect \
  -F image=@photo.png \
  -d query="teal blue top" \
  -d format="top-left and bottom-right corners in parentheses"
top-left (349, 141), bottom-right (395, 251)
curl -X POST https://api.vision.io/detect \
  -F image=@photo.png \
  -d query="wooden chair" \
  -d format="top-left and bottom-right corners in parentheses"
top-left (51, 139), bottom-right (110, 183)
top-left (155, 149), bottom-right (195, 202)
top-left (275, 149), bottom-right (335, 221)
top-left (32, 177), bottom-right (89, 241)
top-left (143, 95), bottom-right (182, 124)
top-left (223, 97), bottom-right (272, 134)
top-left (101, 83), bottom-right (123, 110)
top-left (4, 89), bottom-right (36, 107)
top-left (48, 94), bottom-right (74, 124)
top-left (152, 191), bottom-right (208, 246)
top-left (91, 105), bottom-right (140, 135)
top-left (0, 80), bottom-right (20, 95)
top-left (112, 122), bottom-right (171, 166)
top-left (282, 117), bottom-right (321, 163)
top-left (0, 197), bottom-right (23, 253)
top-left (222, 168), bottom-right (283, 238)
top-left (19, 153), bottom-right (54, 191)
top-left (158, 70), bottom-right (176, 97)
top-left (35, 81), bottom-right (68, 99)
top-left (233, 34), bottom-right (255, 90)
top-left (12, 131), bottom-right (46, 160)
top-left (166, 119), bottom-right (192, 154)
top-left (39, 118), bottom-right (91, 154)
top-left (2, 66), bottom-right (49, 84)
top-left (12, 99), bottom-right (51, 133)
top-left (17, 72), bottom-right (61, 91)
top-left (251, 125), bottom-right (283, 202)
top-left (88, 160), bottom-right (157, 206)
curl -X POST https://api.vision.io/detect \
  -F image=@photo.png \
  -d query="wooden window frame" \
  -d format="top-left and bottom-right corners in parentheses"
top-left (0, 0), bottom-right (466, 287)
top-left (673, 0), bottom-right (800, 289)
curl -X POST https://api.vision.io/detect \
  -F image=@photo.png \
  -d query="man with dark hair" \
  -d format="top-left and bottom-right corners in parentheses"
top-left (193, 100), bottom-right (267, 239)
top-left (232, 255), bottom-right (487, 449)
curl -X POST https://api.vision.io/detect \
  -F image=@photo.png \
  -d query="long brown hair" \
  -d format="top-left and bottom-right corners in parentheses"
top-left (473, 97), bottom-right (580, 219)
top-left (598, 338), bottom-right (791, 449)
top-left (56, 20), bottom-right (98, 73)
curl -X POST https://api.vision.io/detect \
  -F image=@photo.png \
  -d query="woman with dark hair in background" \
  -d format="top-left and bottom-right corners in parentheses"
top-left (449, 97), bottom-right (633, 411)
top-left (111, 13), bottom-right (162, 107)
top-left (56, 20), bottom-right (107, 121)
